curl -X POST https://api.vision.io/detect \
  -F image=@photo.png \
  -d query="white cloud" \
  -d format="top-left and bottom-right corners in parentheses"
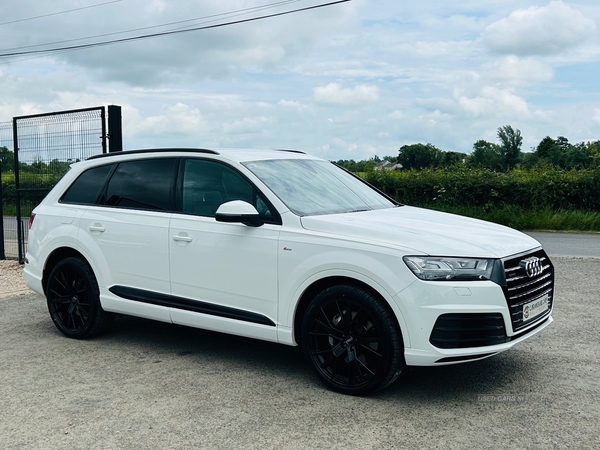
top-left (482, 1), bottom-right (596, 56)
top-left (593, 109), bottom-right (600, 125)
top-left (277, 99), bottom-right (310, 114)
top-left (2, 1), bottom-right (600, 161)
top-left (313, 83), bottom-right (379, 105)
top-left (418, 109), bottom-right (452, 126)
top-left (125, 103), bottom-right (207, 137)
top-left (387, 110), bottom-right (405, 120)
top-left (320, 137), bottom-right (379, 159)
top-left (457, 87), bottom-right (530, 118)
top-left (330, 137), bottom-right (358, 152)
top-left (487, 56), bottom-right (555, 84)
top-left (222, 116), bottom-right (273, 134)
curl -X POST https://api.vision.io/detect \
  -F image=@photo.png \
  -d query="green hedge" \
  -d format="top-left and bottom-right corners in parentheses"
top-left (2, 172), bottom-right (64, 212)
top-left (364, 167), bottom-right (600, 212)
top-left (4, 166), bottom-right (600, 226)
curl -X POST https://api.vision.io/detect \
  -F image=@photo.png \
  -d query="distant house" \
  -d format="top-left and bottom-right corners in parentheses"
top-left (375, 161), bottom-right (402, 171)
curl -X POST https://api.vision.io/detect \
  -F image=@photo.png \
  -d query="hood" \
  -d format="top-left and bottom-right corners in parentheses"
top-left (300, 206), bottom-right (540, 258)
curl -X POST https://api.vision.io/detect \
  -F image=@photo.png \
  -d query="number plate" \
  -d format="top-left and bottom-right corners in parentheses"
top-left (522, 294), bottom-right (549, 322)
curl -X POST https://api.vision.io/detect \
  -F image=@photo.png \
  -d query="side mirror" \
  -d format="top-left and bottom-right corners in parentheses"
top-left (215, 201), bottom-right (264, 227)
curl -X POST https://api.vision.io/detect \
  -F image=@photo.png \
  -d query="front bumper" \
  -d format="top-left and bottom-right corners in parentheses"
top-left (394, 279), bottom-right (553, 366)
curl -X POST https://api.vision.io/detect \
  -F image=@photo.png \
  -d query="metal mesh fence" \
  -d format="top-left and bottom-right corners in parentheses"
top-left (1, 120), bottom-right (15, 259)
top-left (15, 108), bottom-right (106, 184)
top-left (2, 107), bottom-right (106, 259)
top-left (0, 120), bottom-right (12, 149)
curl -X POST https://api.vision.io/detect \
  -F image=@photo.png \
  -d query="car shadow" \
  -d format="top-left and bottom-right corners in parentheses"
top-left (88, 314), bottom-right (542, 402)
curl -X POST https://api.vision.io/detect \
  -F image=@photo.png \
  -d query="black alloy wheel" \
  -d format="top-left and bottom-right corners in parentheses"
top-left (46, 257), bottom-right (114, 339)
top-left (302, 285), bottom-right (404, 396)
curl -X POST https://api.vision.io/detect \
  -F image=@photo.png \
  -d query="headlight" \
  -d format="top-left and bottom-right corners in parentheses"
top-left (403, 256), bottom-right (496, 281)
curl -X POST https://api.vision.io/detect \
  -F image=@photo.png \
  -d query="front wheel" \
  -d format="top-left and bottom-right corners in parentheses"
top-left (301, 285), bottom-right (404, 396)
top-left (46, 257), bottom-right (115, 339)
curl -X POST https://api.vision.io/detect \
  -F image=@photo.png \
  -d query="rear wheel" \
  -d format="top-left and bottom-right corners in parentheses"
top-left (301, 285), bottom-right (404, 396)
top-left (46, 257), bottom-right (114, 339)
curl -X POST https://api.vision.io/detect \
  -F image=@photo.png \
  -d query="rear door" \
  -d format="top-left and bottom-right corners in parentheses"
top-left (79, 157), bottom-right (177, 321)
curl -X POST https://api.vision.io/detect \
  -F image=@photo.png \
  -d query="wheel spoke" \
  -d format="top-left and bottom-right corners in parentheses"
top-left (312, 317), bottom-right (344, 339)
top-left (49, 289), bottom-right (71, 300)
top-left (49, 297), bottom-right (71, 308)
top-left (65, 308), bottom-right (75, 330)
top-left (319, 351), bottom-right (338, 378)
top-left (350, 355), bottom-right (366, 383)
top-left (349, 306), bottom-right (364, 327)
top-left (311, 347), bottom-right (336, 356)
top-left (334, 300), bottom-right (350, 332)
top-left (51, 278), bottom-right (70, 298)
top-left (331, 343), bottom-right (346, 358)
top-left (358, 336), bottom-right (380, 344)
top-left (355, 355), bottom-right (375, 377)
top-left (319, 306), bottom-right (335, 329)
top-left (358, 342), bottom-right (382, 357)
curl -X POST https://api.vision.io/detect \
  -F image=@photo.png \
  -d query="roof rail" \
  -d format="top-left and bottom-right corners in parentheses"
top-left (274, 149), bottom-right (306, 154)
top-left (87, 148), bottom-right (219, 160)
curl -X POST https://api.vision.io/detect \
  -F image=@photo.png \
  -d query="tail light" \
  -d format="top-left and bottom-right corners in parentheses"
top-left (28, 213), bottom-right (36, 230)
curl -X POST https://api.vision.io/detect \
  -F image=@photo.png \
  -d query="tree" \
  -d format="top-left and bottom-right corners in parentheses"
top-left (536, 136), bottom-right (556, 159)
top-left (468, 140), bottom-right (505, 171)
top-left (335, 157), bottom-right (378, 173)
top-left (531, 136), bottom-right (592, 169)
top-left (1, 146), bottom-right (14, 172)
top-left (497, 125), bottom-right (522, 169)
top-left (439, 151), bottom-right (466, 168)
top-left (589, 141), bottom-right (600, 168)
top-left (397, 143), bottom-right (443, 170)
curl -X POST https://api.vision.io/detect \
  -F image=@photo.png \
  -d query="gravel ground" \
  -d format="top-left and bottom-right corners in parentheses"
top-left (1, 257), bottom-right (599, 449)
top-left (0, 260), bottom-right (30, 298)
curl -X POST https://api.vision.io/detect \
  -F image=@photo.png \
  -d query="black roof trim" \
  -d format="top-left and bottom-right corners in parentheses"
top-left (274, 149), bottom-right (306, 154)
top-left (87, 148), bottom-right (219, 160)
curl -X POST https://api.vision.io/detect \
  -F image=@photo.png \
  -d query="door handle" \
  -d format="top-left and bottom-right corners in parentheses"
top-left (89, 224), bottom-right (105, 232)
top-left (173, 234), bottom-right (193, 243)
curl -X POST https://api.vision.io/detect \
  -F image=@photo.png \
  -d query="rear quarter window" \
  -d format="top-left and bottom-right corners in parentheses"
top-left (60, 164), bottom-right (114, 204)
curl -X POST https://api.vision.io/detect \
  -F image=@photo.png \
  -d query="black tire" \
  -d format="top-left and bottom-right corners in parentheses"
top-left (46, 257), bottom-right (115, 339)
top-left (301, 285), bottom-right (405, 396)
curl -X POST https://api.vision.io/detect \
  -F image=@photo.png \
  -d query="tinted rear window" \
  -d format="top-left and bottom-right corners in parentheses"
top-left (103, 158), bottom-right (177, 211)
top-left (60, 164), bottom-right (113, 204)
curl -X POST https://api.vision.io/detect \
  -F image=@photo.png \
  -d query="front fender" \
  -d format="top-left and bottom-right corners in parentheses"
top-left (276, 235), bottom-right (416, 347)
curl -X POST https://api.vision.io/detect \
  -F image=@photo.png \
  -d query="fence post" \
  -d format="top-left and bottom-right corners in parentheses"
top-left (12, 118), bottom-right (24, 263)
top-left (0, 159), bottom-right (4, 260)
top-left (108, 105), bottom-right (123, 153)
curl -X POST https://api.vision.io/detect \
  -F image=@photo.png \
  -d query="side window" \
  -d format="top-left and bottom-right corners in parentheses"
top-left (60, 164), bottom-right (114, 204)
top-left (181, 159), bottom-right (276, 222)
top-left (103, 158), bottom-right (177, 211)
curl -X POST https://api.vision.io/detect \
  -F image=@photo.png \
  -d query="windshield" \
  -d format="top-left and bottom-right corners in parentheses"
top-left (242, 159), bottom-right (396, 216)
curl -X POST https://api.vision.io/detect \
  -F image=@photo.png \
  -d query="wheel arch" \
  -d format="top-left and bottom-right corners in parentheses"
top-left (42, 246), bottom-right (88, 295)
top-left (292, 275), bottom-right (410, 348)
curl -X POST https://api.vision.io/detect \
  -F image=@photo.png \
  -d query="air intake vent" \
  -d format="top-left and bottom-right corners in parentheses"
top-left (430, 313), bottom-right (508, 349)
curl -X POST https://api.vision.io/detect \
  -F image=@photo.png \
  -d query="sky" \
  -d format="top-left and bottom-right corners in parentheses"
top-left (1, 0), bottom-right (599, 161)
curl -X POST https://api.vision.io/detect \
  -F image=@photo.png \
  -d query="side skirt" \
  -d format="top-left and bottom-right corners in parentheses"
top-left (109, 285), bottom-right (275, 327)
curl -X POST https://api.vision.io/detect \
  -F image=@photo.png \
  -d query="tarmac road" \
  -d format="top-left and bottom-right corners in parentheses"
top-left (527, 231), bottom-right (600, 258)
top-left (1, 258), bottom-right (599, 448)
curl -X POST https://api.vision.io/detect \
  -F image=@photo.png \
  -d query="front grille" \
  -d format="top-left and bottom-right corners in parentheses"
top-left (430, 313), bottom-right (508, 349)
top-left (503, 249), bottom-right (554, 332)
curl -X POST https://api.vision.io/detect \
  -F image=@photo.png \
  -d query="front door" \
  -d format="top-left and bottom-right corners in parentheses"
top-left (169, 159), bottom-right (281, 341)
